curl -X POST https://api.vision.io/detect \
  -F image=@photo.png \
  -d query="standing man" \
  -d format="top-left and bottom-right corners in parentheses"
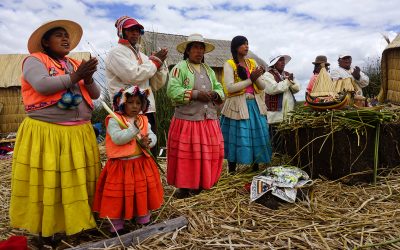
top-left (106, 16), bottom-right (168, 157)
top-left (263, 55), bottom-right (300, 152)
top-left (330, 54), bottom-right (369, 96)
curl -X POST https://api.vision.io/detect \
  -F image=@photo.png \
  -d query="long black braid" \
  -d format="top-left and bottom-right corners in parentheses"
top-left (230, 36), bottom-right (248, 80)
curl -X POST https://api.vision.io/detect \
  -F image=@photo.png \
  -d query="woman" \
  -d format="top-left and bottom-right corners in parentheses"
top-left (264, 54), bottom-right (300, 124)
top-left (306, 55), bottom-right (330, 93)
top-left (166, 34), bottom-right (225, 198)
top-left (220, 36), bottom-right (272, 173)
top-left (9, 20), bottom-right (101, 241)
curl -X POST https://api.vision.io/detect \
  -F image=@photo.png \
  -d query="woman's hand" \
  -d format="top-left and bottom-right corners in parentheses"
top-left (250, 66), bottom-right (264, 82)
top-left (196, 91), bottom-right (211, 102)
top-left (208, 91), bottom-right (222, 104)
top-left (70, 57), bottom-right (98, 84)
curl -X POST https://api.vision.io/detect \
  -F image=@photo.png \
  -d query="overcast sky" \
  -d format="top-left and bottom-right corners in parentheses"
top-left (0, 0), bottom-right (398, 99)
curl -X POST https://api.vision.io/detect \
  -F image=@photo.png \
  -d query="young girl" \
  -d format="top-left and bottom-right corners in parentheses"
top-left (93, 86), bottom-right (163, 233)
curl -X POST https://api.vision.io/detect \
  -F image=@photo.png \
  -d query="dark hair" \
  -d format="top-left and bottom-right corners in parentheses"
top-left (183, 42), bottom-right (205, 63)
top-left (117, 90), bottom-right (150, 114)
top-left (313, 64), bottom-right (330, 74)
top-left (230, 36), bottom-right (248, 80)
top-left (41, 27), bottom-right (67, 56)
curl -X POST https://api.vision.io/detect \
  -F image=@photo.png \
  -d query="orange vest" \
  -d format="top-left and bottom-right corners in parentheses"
top-left (21, 52), bottom-right (94, 112)
top-left (105, 113), bottom-right (150, 159)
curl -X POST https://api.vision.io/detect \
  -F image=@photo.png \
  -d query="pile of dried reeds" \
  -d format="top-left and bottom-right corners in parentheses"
top-left (1, 157), bottom-right (400, 249)
top-left (279, 105), bottom-right (400, 132)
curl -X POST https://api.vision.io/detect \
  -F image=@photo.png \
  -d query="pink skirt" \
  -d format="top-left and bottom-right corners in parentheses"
top-left (167, 117), bottom-right (224, 189)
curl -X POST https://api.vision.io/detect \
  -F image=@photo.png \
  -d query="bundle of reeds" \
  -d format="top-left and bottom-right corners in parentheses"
top-left (279, 106), bottom-right (399, 132)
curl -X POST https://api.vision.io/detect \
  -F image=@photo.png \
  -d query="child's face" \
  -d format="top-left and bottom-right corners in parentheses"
top-left (124, 95), bottom-right (142, 117)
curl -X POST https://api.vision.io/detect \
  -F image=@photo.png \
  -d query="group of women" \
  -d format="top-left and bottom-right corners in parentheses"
top-left (9, 17), bottom-right (282, 244)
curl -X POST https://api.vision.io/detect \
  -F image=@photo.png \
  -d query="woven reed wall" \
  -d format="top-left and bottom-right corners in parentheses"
top-left (0, 87), bottom-right (26, 133)
top-left (386, 49), bottom-right (400, 103)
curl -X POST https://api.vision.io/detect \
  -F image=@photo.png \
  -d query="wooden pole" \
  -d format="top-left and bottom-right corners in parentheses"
top-left (66, 216), bottom-right (188, 250)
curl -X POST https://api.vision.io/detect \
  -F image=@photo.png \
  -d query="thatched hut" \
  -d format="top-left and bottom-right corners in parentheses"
top-left (0, 52), bottom-right (90, 133)
top-left (378, 33), bottom-right (400, 103)
top-left (141, 32), bottom-right (267, 81)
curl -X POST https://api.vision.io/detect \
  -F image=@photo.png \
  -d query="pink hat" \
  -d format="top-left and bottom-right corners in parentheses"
top-left (115, 16), bottom-right (144, 38)
top-left (121, 18), bottom-right (144, 29)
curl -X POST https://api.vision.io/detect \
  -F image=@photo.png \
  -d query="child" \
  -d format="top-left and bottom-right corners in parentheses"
top-left (92, 86), bottom-right (164, 233)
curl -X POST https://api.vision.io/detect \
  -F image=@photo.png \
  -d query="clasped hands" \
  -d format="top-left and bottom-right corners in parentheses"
top-left (196, 91), bottom-right (220, 103)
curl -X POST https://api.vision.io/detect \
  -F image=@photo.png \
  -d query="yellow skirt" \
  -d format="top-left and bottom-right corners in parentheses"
top-left (10, 117), bottom-right (101, 237)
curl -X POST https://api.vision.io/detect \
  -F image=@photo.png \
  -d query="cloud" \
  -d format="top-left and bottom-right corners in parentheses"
top-left (0, 0), bottom-right (398, 99)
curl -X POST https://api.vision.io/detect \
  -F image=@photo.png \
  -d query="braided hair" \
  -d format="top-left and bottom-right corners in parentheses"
top-left (230, 36), bottom-right (248, 80)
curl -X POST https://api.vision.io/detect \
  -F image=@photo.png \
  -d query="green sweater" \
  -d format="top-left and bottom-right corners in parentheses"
top-left (167, 60), bottom-right (224, 106)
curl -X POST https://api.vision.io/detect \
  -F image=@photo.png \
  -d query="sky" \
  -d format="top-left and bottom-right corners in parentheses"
top-left (0, 0), bottom-right (398, 100)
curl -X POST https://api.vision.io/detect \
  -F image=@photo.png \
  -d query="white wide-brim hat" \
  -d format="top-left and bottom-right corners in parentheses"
top-left (176, 33), bottom-right (215, 54)
top-left (28, 19), bottom-right (83, 53)
top-left (338, 54), bottom-right (352, 59)
top-left (269, 54), bottom-right (291, 66)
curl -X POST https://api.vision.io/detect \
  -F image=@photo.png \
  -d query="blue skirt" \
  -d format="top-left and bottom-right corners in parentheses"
top-left (220, 99), bottom-right (272, 164)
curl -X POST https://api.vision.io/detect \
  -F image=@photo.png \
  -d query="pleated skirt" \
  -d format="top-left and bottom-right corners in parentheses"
top-left (220, 99), bottom-right (272, 164)
top-left (10, 117), bottom-right (101, 237)
top-left (92, 156), bottom-right (164, 219)
top-left (167, 118), bottom-right (224, 189)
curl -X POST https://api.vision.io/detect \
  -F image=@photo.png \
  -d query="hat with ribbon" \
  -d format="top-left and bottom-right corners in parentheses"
top-left (176, 33), bottom-right (215, 54)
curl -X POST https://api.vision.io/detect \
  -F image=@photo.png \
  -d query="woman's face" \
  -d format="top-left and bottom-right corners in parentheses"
top-left (41, 28), bottom-right (70, 58)
top-left (187, 42), bottom-right (205, 64)
top-left (236, 41), bottom-right (249, 57)
top-left (124, 95), bottom-right (142, 117)
top-left (274, 57), bottom-right (286, 72)
top-left (315, 64), bottom-right (330, 74)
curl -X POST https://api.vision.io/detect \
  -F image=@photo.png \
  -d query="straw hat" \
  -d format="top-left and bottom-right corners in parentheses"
top-left (176, 33), bottom-right (215, 54)
top-left (312, 55), bottom-right (330, 66)
top-left (28, 19), bottom-right (83, 53)
top-left (269, 55), bottom-right (291, 66)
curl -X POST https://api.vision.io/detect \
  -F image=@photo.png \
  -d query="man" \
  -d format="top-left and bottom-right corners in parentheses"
top-left (330, 54), bottom-right (369, 96)
top-left (105, 16), bottom-right (168, 156)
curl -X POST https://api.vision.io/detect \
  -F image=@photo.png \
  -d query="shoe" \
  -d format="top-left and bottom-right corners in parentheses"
top-left (252, 163), bottom-right (259, 172)
top-left (190, 188), bottom-right (203, 196)
top-left (228, 162), bottom-right (236, 173)
top-left (37, 233), bottom-right (66, 248)
top-left (110, 228), bottom-right (130, 238)
top-left (174, 188), bottom-right (191, 199)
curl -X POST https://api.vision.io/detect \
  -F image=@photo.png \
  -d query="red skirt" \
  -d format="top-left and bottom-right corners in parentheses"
top-left (167, 118), bottom-right (224, 189)
top-left (92, 156), bottom-right (163, 220)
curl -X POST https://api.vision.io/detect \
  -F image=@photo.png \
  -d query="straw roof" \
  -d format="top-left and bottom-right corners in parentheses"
top-left (382, 34), bottom-right (400, 50)
top-left (378, 34), bottom-right (400, 103)
top-left (0, 52), bottom-right (91, 88)
top-left (142, 32), bottom-right (268, 68)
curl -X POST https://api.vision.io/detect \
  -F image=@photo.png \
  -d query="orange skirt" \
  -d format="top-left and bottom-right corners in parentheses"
top-left (92, 156), bottom-right (163, 220)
